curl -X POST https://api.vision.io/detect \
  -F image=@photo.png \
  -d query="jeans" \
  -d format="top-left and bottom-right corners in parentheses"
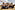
top-left (2, 6), bottom-right (5, 8)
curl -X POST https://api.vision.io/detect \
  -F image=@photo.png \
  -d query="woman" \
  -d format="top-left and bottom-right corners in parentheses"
top-left (5, 5), bottom-right (8, 9)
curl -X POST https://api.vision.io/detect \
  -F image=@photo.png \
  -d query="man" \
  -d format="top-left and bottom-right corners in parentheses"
top-left (9, 3), bottom-right (14, 8)
top-left (2, 5), bottom-right (5, 9)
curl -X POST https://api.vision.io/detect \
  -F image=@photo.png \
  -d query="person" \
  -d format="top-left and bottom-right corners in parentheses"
top-left (2, 5), bottom-right (5, 9)
top-left (2, 6), bottom-right (5, 9)
top-left (9, 3), bottom-right (14, 8)
top-left (9, 6), bottom-right (13, 8)
top-left (5, 5), bottom-right (8, 9)
top-left (5, 3), bottom-right (9, 9)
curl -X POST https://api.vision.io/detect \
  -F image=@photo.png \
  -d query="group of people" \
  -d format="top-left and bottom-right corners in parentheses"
top-left (1, 2), bottom-right (14, 9)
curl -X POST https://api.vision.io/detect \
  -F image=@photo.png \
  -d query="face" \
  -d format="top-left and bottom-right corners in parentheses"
top-left (5, 3), bottom-right (8, 6)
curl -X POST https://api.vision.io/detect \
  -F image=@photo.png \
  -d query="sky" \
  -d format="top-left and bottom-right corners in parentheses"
top-left (0, 0), bottom-right (15, 3)
top-left (8, 0), bottom-right (15, 3)
top-left (0, 0), bottom-right (15, 5)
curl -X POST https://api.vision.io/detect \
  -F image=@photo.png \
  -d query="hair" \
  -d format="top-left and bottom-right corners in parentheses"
top-left (3, 2), bottom-right (4, 4)
top-left (11, 3), bottom-right (12, 4)
top-left (6, 3), bottom-right (8, 4)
